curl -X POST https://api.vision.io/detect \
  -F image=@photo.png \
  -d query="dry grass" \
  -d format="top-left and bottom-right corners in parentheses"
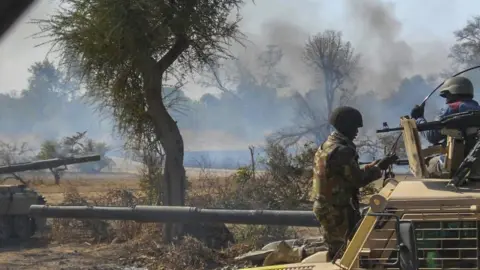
top-left (4, 169), bottom-right (227, 204)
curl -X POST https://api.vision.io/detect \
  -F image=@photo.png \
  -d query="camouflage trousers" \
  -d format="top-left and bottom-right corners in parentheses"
top-left (313, 201), bottom-right (350, 261)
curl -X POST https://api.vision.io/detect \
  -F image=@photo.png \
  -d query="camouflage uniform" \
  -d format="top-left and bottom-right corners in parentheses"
top-left (312, 131), bottom-right (382, 260)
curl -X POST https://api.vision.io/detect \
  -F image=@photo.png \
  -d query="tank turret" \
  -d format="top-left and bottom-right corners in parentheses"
top-left (0, 154), bottom-right (101, 242)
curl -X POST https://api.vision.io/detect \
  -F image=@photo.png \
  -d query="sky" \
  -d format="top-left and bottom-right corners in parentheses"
top-left (1, 0), bottom-right (480, 100)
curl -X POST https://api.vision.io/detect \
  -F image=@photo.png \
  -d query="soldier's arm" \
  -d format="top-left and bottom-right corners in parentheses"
top-left (360, 162), bottom-right (383, 183)
top-left (329, 146), bottom-right (382, 188)
top-left (416, 108), bottom-right (450, 145)
top-left (416, 117), bottom-right (445, 144)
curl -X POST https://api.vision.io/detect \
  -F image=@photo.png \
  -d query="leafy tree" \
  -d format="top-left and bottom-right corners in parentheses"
top-left (37, 140), bottom-right (60, 160)
top-left (37, 132), bottom-right (114, 174)
top-left (35, 0), bottom-right (247, 240)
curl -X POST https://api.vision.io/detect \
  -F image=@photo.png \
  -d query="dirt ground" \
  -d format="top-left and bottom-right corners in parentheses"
top-left (0, 240), bottom-right (130, 270)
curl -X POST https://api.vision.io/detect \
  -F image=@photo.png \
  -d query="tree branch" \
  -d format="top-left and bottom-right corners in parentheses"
top-left (156, 34), bottom-right (190, 73)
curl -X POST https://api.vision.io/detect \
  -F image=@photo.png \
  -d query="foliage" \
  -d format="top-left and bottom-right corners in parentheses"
top-left (37, 132), bottom-right (114, 173)
top-left (127, 138), bottom-right (165, 205)
top-left (34, 0), bottom-right (247, 150)
top-left (51, 186), bottom-right (151, 243)
top-left (0, 59), bottom-right (102, 139)
top-left (0, 141), bottom-right (33, 165)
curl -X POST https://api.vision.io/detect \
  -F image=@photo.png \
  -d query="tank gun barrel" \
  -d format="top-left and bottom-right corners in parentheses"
top-left (0, 154), bottom-right (101, 174)
top-left (29, 205), bottom-right (320, 227)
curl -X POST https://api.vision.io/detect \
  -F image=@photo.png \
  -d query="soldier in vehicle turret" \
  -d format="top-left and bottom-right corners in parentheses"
top-left (410, 76), bottom-right (480, 177)
top-left (312, 106), bottom-right (398, 261)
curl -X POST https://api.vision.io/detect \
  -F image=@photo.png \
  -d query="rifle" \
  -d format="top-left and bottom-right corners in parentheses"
top-left (359, 159), bottom-right (409, 166)
top-left (376, 111), bottom-right (480, 134)
top-left (375, 110), bottom-right (480, 189)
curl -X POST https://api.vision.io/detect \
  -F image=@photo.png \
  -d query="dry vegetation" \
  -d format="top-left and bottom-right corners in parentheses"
top-left (0, 137), bottom-right (400, 269)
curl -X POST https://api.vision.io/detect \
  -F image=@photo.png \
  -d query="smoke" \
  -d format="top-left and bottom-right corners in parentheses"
top-left (223, 20), bottom-right (315, 95)
top-left (181, 0), bottom-right (455, 153)
top-left (343, 0), bottom-right (413, 96)
top-left (342, 0), bottom-right (451, 98)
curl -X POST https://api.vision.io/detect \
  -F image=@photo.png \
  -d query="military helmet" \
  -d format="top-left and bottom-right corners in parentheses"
top-left (329, 106), bottom-right (363, 130)
top-left (439, 76), bottom-right (474, 98)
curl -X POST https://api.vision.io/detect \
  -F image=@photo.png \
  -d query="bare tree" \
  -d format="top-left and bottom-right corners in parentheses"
top-left (203, 44), bottom-right (287, 97)
top-left (34, 0), bottom-right (246, 241)
top-left (272, 30), bottom-right (361, 146)
top-left (450, 16), bottom-right (480, 67)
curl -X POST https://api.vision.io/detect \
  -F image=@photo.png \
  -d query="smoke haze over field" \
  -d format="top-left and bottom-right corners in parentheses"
top-left (0, 0), bottom-right (480, 165)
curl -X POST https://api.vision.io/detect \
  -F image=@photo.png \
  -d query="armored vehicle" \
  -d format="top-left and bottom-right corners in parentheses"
top-left (0, 154), bottom-right (100, 241)
top-left (0, 184), bottom-right (46, 240)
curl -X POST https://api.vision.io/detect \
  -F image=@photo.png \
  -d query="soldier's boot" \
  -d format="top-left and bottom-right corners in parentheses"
top-left (263, 241), bottom-right (305, 266)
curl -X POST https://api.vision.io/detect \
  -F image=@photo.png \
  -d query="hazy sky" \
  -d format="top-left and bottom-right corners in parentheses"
top-left (0, 0), bottom-right (479, 99)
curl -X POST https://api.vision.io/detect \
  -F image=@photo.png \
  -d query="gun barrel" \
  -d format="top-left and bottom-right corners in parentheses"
top-left (376, 127), bottom-right (404, 133)
top-left (0, 154), bottom-right (101, 174)
top-left (359, 159), bottom-right (409, 166)
top-left (29, 205), bottom-right (320, 227)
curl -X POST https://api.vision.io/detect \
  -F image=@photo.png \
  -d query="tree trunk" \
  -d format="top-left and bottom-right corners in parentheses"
top-left (161, 138), bottom-right (186, 241)
top-left (142, 64), bottom-right (186, 243)
top-left (137, 36), bottom-right (190, 242)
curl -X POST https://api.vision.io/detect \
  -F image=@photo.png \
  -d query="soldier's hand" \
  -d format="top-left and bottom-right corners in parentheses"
top-left (377, 154), bottom-right (399, 170)
top-left (364, 159), bottom-right (380, 169)
top-left (410, 104), bottom-right (425, 119)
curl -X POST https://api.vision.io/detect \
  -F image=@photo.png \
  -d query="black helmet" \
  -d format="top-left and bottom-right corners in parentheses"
top-left (329, 106), bottom-right (363, 132)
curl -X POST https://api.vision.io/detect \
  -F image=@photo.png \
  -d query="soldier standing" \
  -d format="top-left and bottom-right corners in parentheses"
top-left (312, 106), bottom-right (398, 261)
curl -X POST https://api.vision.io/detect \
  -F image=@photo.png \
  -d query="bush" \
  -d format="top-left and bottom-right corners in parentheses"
top-left (50, 186), bottom-right (154, 243)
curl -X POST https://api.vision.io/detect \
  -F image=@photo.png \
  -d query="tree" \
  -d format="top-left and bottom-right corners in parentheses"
top-left (37, 132), bottom-right (115, 183)
top-left (448, 16), bottom-right (480, 89)
top-left (200, 45), bottom-right (293, 140)
top-left (35, 0), bottom-right (246, 241)
top-left (272, 30), bottom-right (361, 146)
top-left (18, 60), bottom-right (67, 127)
top-left (450, 16), bottom-right (480, 67)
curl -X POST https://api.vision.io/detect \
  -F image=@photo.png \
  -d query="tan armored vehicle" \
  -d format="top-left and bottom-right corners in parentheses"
top-left (239, 111), bottom-right (480, 270)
